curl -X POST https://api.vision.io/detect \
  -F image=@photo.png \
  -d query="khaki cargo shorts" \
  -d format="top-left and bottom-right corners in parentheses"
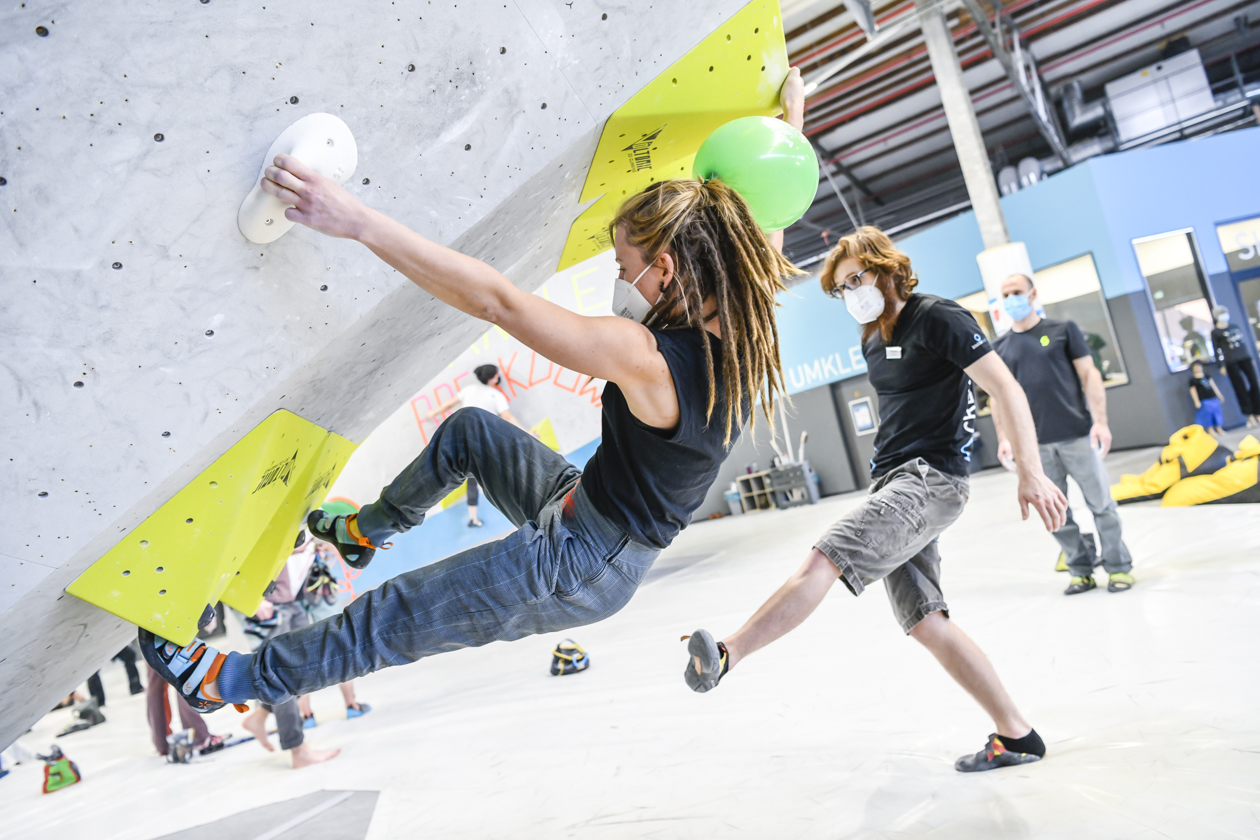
top-left (815, 458), bottom-right (969, 633)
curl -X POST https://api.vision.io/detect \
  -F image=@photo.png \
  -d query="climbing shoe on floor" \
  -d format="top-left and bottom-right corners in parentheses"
top-left (955, 733), bottom-right (1043, 772)
top-left (681, 629), bottom-right (728, 693)
top-left (302, 714), bottom-right (317, 730)
top-left (346, 703), bottom-right (372, 719)
top-left (138, 629), bottom-right (245, 714)
top-left (1056, 533), bottom-right (1099, 572)
top-left (1108, 572), bottom-right (1135, 593)
top-left (306, 509), bottom-right (390, 569)
top-left (1064, 576), bottom-right (1097, 595)
top-left (1111, 425), bottom-right (1232, 504)
top-left (550, 640), bottom-right (590, 675)
top-left (1162, 435), bottom-right (1260, 506)
top-left (1055, 551), bottom-right (1069, 572)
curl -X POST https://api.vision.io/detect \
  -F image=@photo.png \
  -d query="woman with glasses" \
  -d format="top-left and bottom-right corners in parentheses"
top-left (682, 226), bottom-right (1069, 774)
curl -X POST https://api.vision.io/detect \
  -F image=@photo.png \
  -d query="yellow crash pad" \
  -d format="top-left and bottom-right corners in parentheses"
top-left (67, 410), bottom-right (355, 645)
top-left (1111, 424), bottom-right (1231, 504)
top-left (1162, 435), bottom-right (1260, 506)
top-left (557, 0), bottom-right (789, 270)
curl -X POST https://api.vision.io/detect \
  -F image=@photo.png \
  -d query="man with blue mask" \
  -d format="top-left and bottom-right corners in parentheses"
top-left (992, 274), bottom-right (1134, 595)
top-left (1210, 304), bottom-right (1260, 427)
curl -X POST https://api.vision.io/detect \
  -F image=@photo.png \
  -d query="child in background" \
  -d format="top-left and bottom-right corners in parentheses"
top-left (1190, 362), bottom-right (1226, 435)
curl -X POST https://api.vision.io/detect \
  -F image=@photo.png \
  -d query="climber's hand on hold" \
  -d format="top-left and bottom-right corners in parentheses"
top-left (262, 154), bottom-right (371, 240)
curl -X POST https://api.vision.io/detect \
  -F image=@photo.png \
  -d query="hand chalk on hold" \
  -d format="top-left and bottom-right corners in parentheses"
top-left (237, 113), bottom-right (358, 244)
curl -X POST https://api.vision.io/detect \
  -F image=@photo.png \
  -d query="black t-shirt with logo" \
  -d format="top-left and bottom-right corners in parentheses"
top-left (1211, 324), bottom-right (1252, 363)
top-left (1191, 375), bottom-right (1216, 401)
top-left (865, 294), bottom-right (993, 478)
top-left (992, 318), bottom-right (1093, 445)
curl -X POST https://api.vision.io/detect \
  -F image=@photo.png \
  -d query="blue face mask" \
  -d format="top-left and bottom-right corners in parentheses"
top-left (1004, 293), bottom-right (1032, 322)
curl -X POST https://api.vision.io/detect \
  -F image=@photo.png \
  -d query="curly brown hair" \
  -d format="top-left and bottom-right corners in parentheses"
top-left (819, 226), bottom-right (918, 343)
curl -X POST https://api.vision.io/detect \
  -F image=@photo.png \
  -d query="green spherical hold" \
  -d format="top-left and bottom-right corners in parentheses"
top-left (693, 116), bottom-right (819, 232)
top-left (320, 500), bottom-right (359, 517)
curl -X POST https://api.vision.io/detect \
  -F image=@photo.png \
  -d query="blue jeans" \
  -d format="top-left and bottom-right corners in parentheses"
top-left (238, 408), bottom-right (659, 705)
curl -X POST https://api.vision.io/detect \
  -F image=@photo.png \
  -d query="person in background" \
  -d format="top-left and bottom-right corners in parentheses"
top-left (426, 364), bottom-right (528, 527)
top-left (682, 228), bottom-right (1068, 774)
top-left (297, 542), bottom-right (372, 727)
top-left (993, 273), bottom-right (1134, 596)
top-left (146, 664), bottom-right (226, 757)
top-left (1180, 315), bottom-right (1210, 365)
top-left (1190, 361), bottom-right (1226, 436)
top-left (1210, 305), bottom-right (1260, 428)
top-left (239, 534), bottom-right (341, 769)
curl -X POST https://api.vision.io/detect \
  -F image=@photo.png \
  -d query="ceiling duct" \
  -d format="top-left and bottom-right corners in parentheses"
top-left (1061, 79), bottom-right (1108, 135)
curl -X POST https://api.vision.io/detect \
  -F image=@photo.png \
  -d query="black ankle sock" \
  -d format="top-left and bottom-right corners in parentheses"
top-left (716, 642), bottom-right (730, 677)
top-left (999, 728), bottom-right (1045, 757)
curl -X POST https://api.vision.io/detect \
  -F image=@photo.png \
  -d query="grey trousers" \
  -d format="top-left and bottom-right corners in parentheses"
top-left (1039, 435), bottom-right (1132, 576)
top-left (252, 602), bottom-right (309, 751)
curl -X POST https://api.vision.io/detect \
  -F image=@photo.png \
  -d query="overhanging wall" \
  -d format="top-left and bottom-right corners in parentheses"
top-left (0, 0), bottom-right (766, 748)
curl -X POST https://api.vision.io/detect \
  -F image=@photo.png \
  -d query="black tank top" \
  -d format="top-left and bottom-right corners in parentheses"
top-left (582, 328), bottom-right (739, 549)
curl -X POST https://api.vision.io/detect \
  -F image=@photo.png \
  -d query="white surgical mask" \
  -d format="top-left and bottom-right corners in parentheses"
top-left (844, 283), bottom-right (886, 324)
top-left (612, 262), bottom-right (656, 323)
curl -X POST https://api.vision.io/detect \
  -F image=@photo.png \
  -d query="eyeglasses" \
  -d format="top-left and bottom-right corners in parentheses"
top-left (825, 267), bottom-right (871, 299)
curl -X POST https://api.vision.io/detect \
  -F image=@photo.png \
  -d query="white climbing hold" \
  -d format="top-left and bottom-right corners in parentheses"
top-left (237, 113), bottom-right (358, 244)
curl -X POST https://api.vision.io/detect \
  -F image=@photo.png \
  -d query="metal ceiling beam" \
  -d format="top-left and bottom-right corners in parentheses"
top-left (960, 0), bottom-right (1072, 165)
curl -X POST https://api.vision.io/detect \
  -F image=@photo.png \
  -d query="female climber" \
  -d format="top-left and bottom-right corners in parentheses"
top-left (140, 72), bottom-right (808, 712)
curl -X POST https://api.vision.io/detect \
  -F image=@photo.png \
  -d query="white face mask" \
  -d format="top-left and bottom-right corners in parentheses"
top-left (612, 261), bottom-right (656, 323)
top-left (844, 283), bottom-right (886, 324)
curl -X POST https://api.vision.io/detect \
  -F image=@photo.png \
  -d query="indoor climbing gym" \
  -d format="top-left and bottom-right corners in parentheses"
top-left (2, 0), bottom-right (1258, 837)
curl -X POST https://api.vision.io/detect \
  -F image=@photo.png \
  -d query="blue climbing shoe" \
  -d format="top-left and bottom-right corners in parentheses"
top-left (138, 629), bottom-right (245, 714)
top-left (346, 703), bottom-right (372, 720)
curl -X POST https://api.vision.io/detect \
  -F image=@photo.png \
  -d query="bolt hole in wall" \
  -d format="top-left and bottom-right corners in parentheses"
top-left (1133, 229), bottom-right (1217, 372)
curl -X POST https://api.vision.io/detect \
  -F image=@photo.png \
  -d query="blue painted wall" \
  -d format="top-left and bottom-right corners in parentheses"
top-left (775, 126), bottom-right (1260, 397)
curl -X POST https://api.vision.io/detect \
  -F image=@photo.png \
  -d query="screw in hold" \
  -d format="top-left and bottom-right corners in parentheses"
top-left (500, 47), bottom-right (506, 54)
top-left (362, 178), bottom-right (370, 185)
top-left (36, 25), bottom-right (49, 37)
top-left (264, 218), bottom-right (273, 225)
top-left (408, 64), bottom-right (416, 72)
top-left (602, 12), bottom-right (607, 19)
top-left (205, 329), bottom-right (214, 336)
top-left (185, 518), bottom-right (193, 524)
top-left (158, 589), bottom-right (167, 596)
top-left (157, 565), bottom-right (166, 571)
top-left (0, 177), bottom-right (6, 186)
top-left (154, 133), bottom-right (165, 142)
top-left (122, 570), bottom-right (130, 577)
top-left (161, 431), bottom-right (171, 437)
top-left (38, 491), bottom-right (48, 497)
top-left (464, 144), bottom-right (471, 150)
top-left (200, 0), bottom-right (210, 4)
top-left (289, 96), bottom-right (299, 104)
top-left (112, 262), bottom-right (123, 270)
top-left (541, 102), bottom-right (547, 109)
top-left (320, 284), bottom-right (328, 291)
top-left (139, 540), bottom-right (150, 547)
top-left (73, 381), bottom-right (84, 388)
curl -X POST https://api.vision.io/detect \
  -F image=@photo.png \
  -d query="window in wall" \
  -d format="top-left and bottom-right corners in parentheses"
top-left (1215, 216), bottom-right (1260, 350)
top-left (1033, 254), bottom-right (1129, 386)
top-left (1132, 229), bottom-right (1216, 372)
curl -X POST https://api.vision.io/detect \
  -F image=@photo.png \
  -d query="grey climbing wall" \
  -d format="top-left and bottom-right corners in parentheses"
top-left (0, 0), bottom-right (754, 749)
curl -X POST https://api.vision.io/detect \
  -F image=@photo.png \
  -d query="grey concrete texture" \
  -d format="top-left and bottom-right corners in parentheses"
top-left (0, 0), bottom-right (754, 749)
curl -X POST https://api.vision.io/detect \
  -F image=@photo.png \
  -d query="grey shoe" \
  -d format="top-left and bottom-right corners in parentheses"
top-left (682, 629), bottom-right (726, 693)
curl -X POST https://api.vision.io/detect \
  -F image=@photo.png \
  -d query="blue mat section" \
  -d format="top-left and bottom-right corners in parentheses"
top-left (344, 437), bottom-right (603, 594)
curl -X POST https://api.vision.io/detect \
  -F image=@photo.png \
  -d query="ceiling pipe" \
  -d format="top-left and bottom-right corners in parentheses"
top-left (1060, 79), bottom-right (1107, 133)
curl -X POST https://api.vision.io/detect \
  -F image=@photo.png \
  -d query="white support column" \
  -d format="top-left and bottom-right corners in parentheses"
top-left (916, 0), bottom-right (1031, 334)
top-left (915, 0), bottom-right (1008, 250)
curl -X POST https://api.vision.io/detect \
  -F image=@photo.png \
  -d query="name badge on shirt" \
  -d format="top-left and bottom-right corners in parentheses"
top-left (886, 346), bottom-right (902, 360)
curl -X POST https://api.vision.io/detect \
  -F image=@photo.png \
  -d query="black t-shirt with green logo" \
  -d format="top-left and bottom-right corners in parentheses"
top-left (865, 294), bottom-right (993, 478)
top-left (993, 317), bottom-right (1093, 445)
